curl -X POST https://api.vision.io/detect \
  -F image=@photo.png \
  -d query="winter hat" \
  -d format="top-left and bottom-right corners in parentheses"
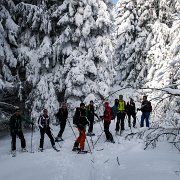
top-left (62, 102), bottom-right (67, 107)
top-left (143, 95), bottom-right (147, 99)
top-left (43, 109), bottom-right (48, 112)
top-left (115, 99), bottom-right (119, 105)
top-left (80, 103), bottom-right (85, 107)
top-left (119, 95), bottom-right (123, 99)
top-left (129, 97), bottom-right (134, 101)
top-left (104, 102), bottom-right (109, 107)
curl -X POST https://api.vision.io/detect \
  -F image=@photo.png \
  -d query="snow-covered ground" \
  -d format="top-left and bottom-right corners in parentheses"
top-left (0, 117), bottom-right (179, 180)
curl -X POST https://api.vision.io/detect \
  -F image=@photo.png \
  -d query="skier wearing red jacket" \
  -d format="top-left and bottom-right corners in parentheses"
top-left (101, 102), bottom-right (115, 143)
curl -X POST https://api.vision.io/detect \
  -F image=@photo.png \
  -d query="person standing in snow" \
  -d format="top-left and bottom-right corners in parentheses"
top-left (72, 103), bottom-right (89, 152)
top-left (86, 100), bottom-right (97, 136)
top-left (55, 103), bottom-right (68, 142)
top-left (116, 95), bottom-right (126, 133)
top-left (38, 109), bottom-right (56, 151)
top-left (111, 99), bottom-right (119, 120)
top-left (138, 95), bottom-right (152, 127)
top-left (126, 98), bottom-right (136, 128)
top-left (9, 108), bottom-right (33, 156)
top-left (101, 102), bottom-right (115, 143)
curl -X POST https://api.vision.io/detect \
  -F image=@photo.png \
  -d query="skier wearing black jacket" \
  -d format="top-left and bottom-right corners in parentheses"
top-left (126, 98), bottom-right (136, 128)
top-left (38, 109), bottom-right (56, 151)
top-left (55, 103), bottom-right (68, 141)
top-left (9, 108), bottom-right (33, 156)
top-left (86, 100), bottom-right (97, 136)
top-left (138, 95), bottom-right (152, 127)
top-left (72, 103), bottom-right (89, 152)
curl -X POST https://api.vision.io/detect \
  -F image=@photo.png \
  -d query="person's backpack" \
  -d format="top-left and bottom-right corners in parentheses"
top-left (73, 107), bottom-right (80, 125)
top-left (110, 107), bottom-right (115, 120)
top-left (147, 101), bottom-right (152, 112)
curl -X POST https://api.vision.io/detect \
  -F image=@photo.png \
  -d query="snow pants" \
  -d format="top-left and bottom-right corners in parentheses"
top-left (127, 113), bottom-right (136, 127)
top-left (104, 121), bottom-right (113, 142)
top-left (88, 116), bottom-right (94, 133)
top-left (75, 128), bottom-right (86, 151)
top-left (39, 127), bottom-right (55, 148)
top-left (57, 121), bottom-right (66, 138)
top-left (11, 131), bottom-right (26, 151)
top-left (116, 112), bottom-right (126, 131)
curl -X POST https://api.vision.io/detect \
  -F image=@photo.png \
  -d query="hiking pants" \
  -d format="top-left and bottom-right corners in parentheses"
top-left (88, 116), bottom-right (94, 133)
top-left (104, 121), bottom-right (113, 141)
top-left (140, 112), bottom-right (150, 127)
top-left (39, 127), bottom-right (55, 148)
top-left (76, 128), bottom-right (86, 150)
top-left (127, 113), bottom-right (136, 127)
top-left (116, 112), bottom-right (126, 131)
top-left (11, 131), bottom-right (26, 151)
top-left (57, 121), bottom-right (66, 138)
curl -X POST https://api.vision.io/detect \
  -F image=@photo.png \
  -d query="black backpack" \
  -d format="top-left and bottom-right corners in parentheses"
top-left (147, 101), bottom-right (152, 112)
top-left (73, 107), bottom-right (80, 125)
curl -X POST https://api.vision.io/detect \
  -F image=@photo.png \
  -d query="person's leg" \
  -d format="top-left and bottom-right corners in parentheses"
top-left (128, 114), bottom-right (131, 127)
top-left (120, 113), bottom-right (125, 130)
top-left (140, 113), bottom-right (145, 127)
top-left (39, 128), bottom-right (45, 149)
top-left (58, 121), bottom-right (66, 138)
top-left (115, 113), bottom-right (120, 132)
top-left (46, 128), bottom-right (55, 147)
top-left (73, 128), bottom-right (81, 149)
top-left (88, 117), bottom-right (93, 133)
top-left (104, 121), bottom-right (109, 139)
top-left (145, 112), bottom-right (150, 127)
top-left (17, 131), bottom-right (26, 149)
top-left (79, 129), bottom-right (86, 151)
top-left (11, 133), bottom-right (17, 151)
top-left (106, 122), bottom-right (114, 142)
top-left (132, 113), bottom-right (136, 127)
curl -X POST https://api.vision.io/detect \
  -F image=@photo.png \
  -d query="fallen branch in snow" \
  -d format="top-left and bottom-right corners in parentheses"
top-left (144, 132), bottom-right (179, 150)
top-left (104, 159), bottom-right (109, 164)
top-left (117, 156), bottom-right (120, 166)
top-left (124, 127), bottom-right (180, 152)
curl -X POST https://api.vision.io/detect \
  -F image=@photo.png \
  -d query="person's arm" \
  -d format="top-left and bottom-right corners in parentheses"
top-left (38, 116), bottom-right (43, 128)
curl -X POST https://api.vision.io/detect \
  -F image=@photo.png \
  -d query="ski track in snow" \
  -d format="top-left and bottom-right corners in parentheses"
top-left (0, 120), bottom-right (180, 180)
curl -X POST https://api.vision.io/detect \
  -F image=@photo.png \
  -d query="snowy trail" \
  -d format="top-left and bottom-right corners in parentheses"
top-left (0, 121), bottom-right (180, 180)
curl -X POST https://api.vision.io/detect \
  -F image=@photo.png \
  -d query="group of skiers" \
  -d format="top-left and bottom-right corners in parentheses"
top-left (9, 95), bottom-right (152, 156)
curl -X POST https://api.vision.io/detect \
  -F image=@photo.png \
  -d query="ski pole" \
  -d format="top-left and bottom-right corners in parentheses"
top-left (95, 115), bottom-right (103, 131)
top-left (90, 134), bottom-right (95, 149)
top-left (51, 131), bottom-right (61, 149)
top-left (85, 135), bottom-right (92, 154)
top-left (93, 130), bottom-right (104, 146)
top-left (67, 118), bottom-right (76, 138)
top-left (85, 117), bottom-right (95, 149)
top-left (30, 123), bottom-right (34, 153)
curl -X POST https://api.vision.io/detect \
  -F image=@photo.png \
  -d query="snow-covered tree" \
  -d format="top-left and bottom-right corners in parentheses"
top-left (51, 0), bottom-right (115, 108)
top-left (2, 0), bottom-right (115, 120)
top-left (115, 0), bottom-right (180, 128)
top-left (145, 0), bottom-right (180, 126)
top-left (114, 0), bottom-right (157, 88)
top-left (0, 0), bottom-right (19, 91)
